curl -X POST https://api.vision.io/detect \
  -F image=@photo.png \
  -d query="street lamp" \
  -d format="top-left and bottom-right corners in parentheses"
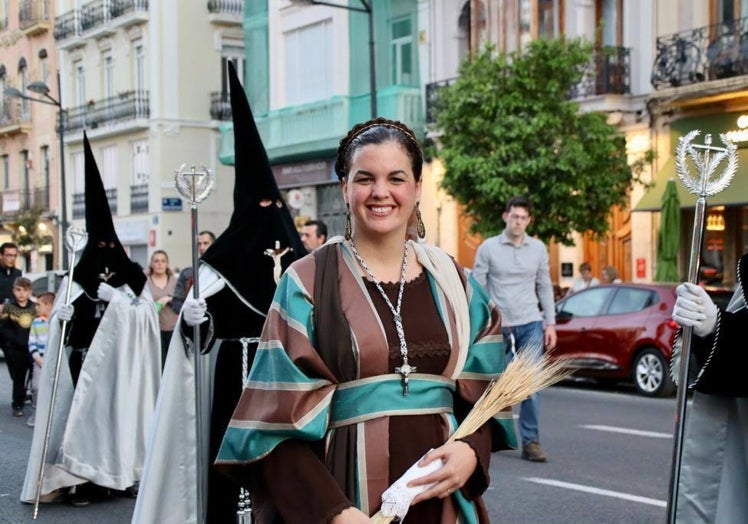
top-left (291, 0), bottom-right (376, 118)
top-left (4, 70), bottom-right (69, 270)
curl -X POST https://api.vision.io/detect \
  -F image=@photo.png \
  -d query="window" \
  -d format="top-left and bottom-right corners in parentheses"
top-left (134, 40), bottom-right (145, 92)
top-left (72, 151), bottom-right (84, 193)
top-left (221, 48), bottom-right (246, 96)
top-left (284, 20), bottom-right (333, 105)
top-left (74, 60), bottom-right (85, 107)
top-left (2, 154), bottom-right (8, 190)
top-left (538, 0), bottom-right (561, 40)
top-left (519, 0), bottom-right (532, 48)
top-left (103, 52), bottom-right (114, 99)
top-left (391, 17), bottom-right (414, 85)
top-left (38, 49), bottom-right (48, 83)
top-left (608, 288), bottom-right (656, 315)
top-left (0, 65), bottom-right (7, 121)
top-left (131, 140), bottom-right (149, 185)
top-left (716, 0), bottom-right (748, 21)
top-left (18, 58), bottom-right (28, 117)
top-left (101, 146), bottom-right (117, 190)
top-left (41, 145), bottom-right (50, 206)
top-left (559, 287), bottom-right (613, 317)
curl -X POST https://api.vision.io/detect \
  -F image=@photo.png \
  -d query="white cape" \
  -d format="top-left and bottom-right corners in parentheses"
top-left (21, 279), bottom-right (161, 501)
top-left (132, 266), bottom-right (226, 524)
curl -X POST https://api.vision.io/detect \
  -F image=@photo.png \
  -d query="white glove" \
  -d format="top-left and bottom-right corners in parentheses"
top-left (57, 304), bottom-right (74, 322)
top-left (183, 297), bottom-right (208, 327)
top-left (380, 452), bottom-right (444, 521)
top-left (97, 282), bottom-right (116, 303)
top-left (672, 283), bottom-right (718, 337)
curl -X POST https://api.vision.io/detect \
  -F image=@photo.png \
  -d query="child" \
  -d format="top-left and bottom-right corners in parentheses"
top-left (0, 277), bottom-right (36, 417)
top-left (27, 292), bottom-right (55, 427)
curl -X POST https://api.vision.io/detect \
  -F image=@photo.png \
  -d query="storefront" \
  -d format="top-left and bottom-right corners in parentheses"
top-left (635, 111), bottom-right (748, 287)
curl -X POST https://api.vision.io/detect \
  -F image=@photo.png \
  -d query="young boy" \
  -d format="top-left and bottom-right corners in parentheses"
top-left (27, 292), bottom-right (55, 427)
top-left (0, 277), bottom-right (36, 417)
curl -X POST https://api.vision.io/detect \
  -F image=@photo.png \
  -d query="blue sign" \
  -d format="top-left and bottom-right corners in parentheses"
top-left (161, 197), bottom-right (183, 211)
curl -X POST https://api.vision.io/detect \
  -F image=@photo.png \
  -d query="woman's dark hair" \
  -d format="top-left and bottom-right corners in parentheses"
top-left (334, 117), bottom-right (423, 181)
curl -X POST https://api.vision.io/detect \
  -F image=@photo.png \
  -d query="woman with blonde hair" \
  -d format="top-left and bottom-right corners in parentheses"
top-left (600, 265), bottom-right (622, 284)
top-left (146, 249), bottom-right (178, 366)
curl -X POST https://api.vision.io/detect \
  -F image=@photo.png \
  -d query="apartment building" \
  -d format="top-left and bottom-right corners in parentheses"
top-left (21, 0), bottom-right (244, 271)
top-left (0, 0), bottom-right (58, 272)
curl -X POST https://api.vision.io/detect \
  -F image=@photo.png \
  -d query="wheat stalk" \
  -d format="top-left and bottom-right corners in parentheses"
top-left (370, 349), bottom-right (572, 522)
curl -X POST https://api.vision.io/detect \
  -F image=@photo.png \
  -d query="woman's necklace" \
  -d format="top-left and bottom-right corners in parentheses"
top-left (349, 238), bottom-right (414, 396)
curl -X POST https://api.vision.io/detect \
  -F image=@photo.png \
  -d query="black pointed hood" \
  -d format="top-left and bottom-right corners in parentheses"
top-left (201, 62), bottom-right (306, 312)
top-left (73, 133), bottom-right (146, 297)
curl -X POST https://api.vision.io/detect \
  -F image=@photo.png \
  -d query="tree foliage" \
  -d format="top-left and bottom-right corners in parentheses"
top-left (10, 209), bottom-right (53, 252)
top-left (435, 38), bottom-right (646, 245)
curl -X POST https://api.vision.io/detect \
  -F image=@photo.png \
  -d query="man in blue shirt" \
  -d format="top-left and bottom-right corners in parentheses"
top-left (472, 196), bottom-right (557, 462)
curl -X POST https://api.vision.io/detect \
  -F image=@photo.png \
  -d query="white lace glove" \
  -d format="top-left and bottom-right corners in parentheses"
top-left (672, 283), bottom-right (718, 337)
top-left (379, 451), bottom-right (444, 521)
top-left (97, 282), bottom-right (116, 303)
top-left (183, 298), bottom-right (208, 327)
top-left (57, 304), bottom-right (74, 322)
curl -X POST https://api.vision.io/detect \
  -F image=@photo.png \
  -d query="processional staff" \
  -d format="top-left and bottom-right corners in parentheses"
top-left (175, 164), bottom-right (215, 524)
top-left (666, 131), bottom-right (737, 524)
top-left (32, 226), bottom-right (88, 520)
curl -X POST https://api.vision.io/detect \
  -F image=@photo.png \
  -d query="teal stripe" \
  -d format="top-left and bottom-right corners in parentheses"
top-left (216, 406), bottom-right (331, 463)
top-left (251, 346), bottom-right (322, 384)
top-left (331, 376), bottom-right (454, 426)
top-left (275, 271), bottom-right (315, 347)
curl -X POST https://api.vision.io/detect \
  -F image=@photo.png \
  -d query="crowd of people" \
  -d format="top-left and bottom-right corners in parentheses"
top-left (1, 69), bottom-right (738, 523)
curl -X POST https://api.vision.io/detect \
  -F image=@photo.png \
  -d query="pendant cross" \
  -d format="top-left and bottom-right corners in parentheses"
top-left (395, 362), bottom-right (416, 396)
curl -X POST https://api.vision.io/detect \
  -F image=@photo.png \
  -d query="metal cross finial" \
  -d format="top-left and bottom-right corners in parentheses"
top-left (676, 130), bottom-right (737, 198)
top-left (174, 164), bottom-right (215, 207)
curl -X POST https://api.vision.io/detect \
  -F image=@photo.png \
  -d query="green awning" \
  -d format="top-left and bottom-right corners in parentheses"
top-left (634, 151), bottom-right (748, 211)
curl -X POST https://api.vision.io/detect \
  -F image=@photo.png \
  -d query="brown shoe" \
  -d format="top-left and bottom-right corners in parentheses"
top-left (522, 442), bottom-right (548, 462)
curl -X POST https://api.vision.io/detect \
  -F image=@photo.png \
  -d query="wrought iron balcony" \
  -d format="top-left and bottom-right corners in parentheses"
top-left (80, 0), bottom-right (108, 32)
top-left (111, 0), bottom-right (148, 18)
top-left (53, 10), bottom-right (79, 40)
top-left (19, 0), bottom-right (50, 33)
top-left (63, 90), bottom-right (149, 133)
top-left (210, 91), bottom-right (231, 121)
top-left (570, 46), bottom-right (631, 98)
top-left (207, 0), bottom-right (243, 16)
top-left (32, 186), bottom-right (50, 209)
top-left (651, 16), bottom-right (748, 89)
top-left (424, 78), bottom-right (456, 125)
top-left (0, 100), bottom-right (32, 136)
top-left (130, 184), bottom-right (148, 213)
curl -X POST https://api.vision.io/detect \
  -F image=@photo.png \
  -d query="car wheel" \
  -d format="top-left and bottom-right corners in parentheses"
top-left (633, 348), bottom-right (675, 397)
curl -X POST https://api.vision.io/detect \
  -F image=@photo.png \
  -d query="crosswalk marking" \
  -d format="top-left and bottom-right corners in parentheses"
top-left (581, 424), bottom-right (671, 439)
top-left (524, 477), bottom-right (667, 507)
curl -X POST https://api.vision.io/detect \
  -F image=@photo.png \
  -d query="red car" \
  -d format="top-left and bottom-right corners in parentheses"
top-left (552, 283), bottom-right (680, 397)
top-left (552, 283), bottom-right (734, 397)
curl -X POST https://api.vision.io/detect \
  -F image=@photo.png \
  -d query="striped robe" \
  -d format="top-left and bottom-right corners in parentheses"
top-left (216, 240), bottom-right (517, 522)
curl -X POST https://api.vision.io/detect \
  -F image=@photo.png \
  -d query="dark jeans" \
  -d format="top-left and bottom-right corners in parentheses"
top-left (5, 347), bottom-right (31, 409)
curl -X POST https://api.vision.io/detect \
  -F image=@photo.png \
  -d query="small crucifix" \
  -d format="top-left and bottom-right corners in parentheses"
top-left (264, 241), bottom-right (292, 284)
top-left (395, 361), bottom-right (416, 396)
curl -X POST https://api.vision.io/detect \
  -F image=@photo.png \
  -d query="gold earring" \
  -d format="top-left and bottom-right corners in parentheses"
top-left (344, 204), bottom-right (352, 241)
top-left (416, 203), bottom-right (426, 239)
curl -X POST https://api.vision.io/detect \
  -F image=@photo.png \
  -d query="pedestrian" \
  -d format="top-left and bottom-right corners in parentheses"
top-left (213, 117), bottom-right (517, 523)
top-left (26, 291), bottom-right (55, 427)
top-left (600, 265), bottom-right (622, 284)
top-left (566, 261), bottom-right (600, 295)
top-left (670, 254), bottom-right (748, 522)
top-left (170, 231), bottom-right (215, 314)
top-left (21, 134), bottom-right (160, 508)
top-left (146, 250), bottom-right (178, 367)
top-left (300, 219), bottom-right (327, 251)
top-left (1, 277), bottom-right (35, 417)
top-left (472, 195), bottom-right (557, 462)
top-left (0, 242), bottom-right (22, 306)
top-left (133, 62), bottom-right (306, 524)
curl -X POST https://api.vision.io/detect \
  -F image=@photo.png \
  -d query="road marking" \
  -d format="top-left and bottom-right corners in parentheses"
top-left (524, 477), bottom-right (666, 507)
top-left (582, 424), bottom-right (671, 439)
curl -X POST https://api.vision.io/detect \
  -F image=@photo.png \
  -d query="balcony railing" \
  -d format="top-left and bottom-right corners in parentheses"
top-left (130, 184), bottom-right (148, 213)
top-left (210, 91), bottom-right (231, 121)
top-left (0, 100), bottom-right (32, 136)
top-left (207, 0), bottom-right (243, 16)
top-left (54, 0), bottom-right (147, 41)
top-left (424, 78), bottom-right (456, 124)
top-left (63, 90), bottom-right (149, 133)
top-left (652, 16), bottom-right (748, 89)
top-left (570, 46), bottom-right (631, 98)
top-left (72, 192), bottom-right (84, 218)
top-left (32, 186), bottom-right (49, 209)
top-left (19, 0), bottom-right (49, 31)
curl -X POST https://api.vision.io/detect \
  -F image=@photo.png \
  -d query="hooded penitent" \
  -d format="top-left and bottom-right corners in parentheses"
top-left (67, 134), bottom-right (146, 350)
top-left (200, 61), bottom-right (306, 328)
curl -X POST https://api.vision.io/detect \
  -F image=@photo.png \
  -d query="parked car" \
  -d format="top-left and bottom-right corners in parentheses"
top-left (552, 283), bottom-right (732, 397)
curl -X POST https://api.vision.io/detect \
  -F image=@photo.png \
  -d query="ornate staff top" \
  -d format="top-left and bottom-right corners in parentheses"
top-left (676, 131), bottom-right (738, 197)
top-left (174, 164), bottom-right (216, 206)
top-left (64, 225), bottom-right (88, 254)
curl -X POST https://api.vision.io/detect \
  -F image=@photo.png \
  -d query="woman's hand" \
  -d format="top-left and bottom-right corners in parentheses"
top-left (330, 506), bottom-right (370, 523)
top-left (409, 441), bottom-right (477, 505)
top-left (156, 295), bottom-right (171, 306)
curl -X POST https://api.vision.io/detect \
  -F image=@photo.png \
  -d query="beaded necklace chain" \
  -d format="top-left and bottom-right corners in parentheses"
top-left (349, 238), bottom-right (415, 395)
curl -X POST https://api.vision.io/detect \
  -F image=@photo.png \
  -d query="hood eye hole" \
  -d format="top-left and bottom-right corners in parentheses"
top-left (259, 199), bottom-right (272, 207)
top-left (97, 241), bottom-right (106, 248)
